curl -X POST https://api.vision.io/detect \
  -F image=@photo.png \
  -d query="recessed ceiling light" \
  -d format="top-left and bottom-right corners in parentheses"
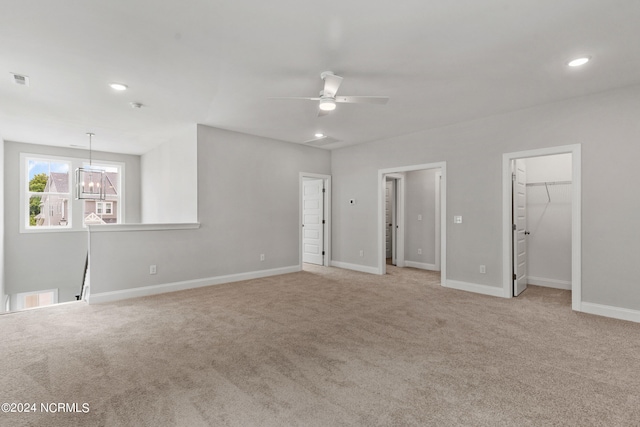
top-left (315, 133), bottom-right (325, 138)
top-left (568, 57), bottom-right (590, 67)
top-left (109, 82), bottom-right (128, 91)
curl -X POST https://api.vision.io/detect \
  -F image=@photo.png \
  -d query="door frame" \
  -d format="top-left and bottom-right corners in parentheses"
top-left (386, 174), bottom-right (403, 266)
top-left (299, 172), bottom-right (331, 268)
top-left (501, 144), bottom-right (581, 310)
top-left (434, 170), bottom-right (442, 270)
top-left (378, 162), bottom-right (447, 282)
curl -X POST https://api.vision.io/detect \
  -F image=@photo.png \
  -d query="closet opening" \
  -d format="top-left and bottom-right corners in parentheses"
top-left (502, 145), bottom-right (581, 311)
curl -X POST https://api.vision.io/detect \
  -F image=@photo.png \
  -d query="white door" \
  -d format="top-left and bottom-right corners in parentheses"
top-left (513, 159), bottom-right (528, 296)
top-left (385, 180), bottom-right (393, 259)
top-left (302, 179), bottom-right (324, 265)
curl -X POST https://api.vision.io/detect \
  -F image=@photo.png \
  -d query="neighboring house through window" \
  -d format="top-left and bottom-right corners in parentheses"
top-left (82, 164), bottom-right (121, 225)
top-left (24, 157), bottom-right (71, 229)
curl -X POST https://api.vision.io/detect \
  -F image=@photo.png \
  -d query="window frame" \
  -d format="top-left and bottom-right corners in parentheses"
top-left (21, 154), bottom-right (73, 233)
top-left (15, 289), bottom-right (59, 310)
top-left (20, 153), bottom-right (126, 233)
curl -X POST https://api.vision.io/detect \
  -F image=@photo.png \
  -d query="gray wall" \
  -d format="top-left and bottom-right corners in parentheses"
top-left (89, 126), bottom-right (331, 295)
top-left (331, 84), bottom-right (640, 311)
top-left (141, 127), bottom-right (197, 223)
top-left (405, 169), bottom-right (437, 267)
top-left (3, 141), bottom-right (141, 307)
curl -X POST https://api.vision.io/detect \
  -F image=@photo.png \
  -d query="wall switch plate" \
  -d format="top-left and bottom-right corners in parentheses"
top-left (454, 216), bottom-right (463, 224)
top-left (480, 265), bottom-right (486, 274)
top-left (260, 254), bottom-right (265, 261)
top-left (418, 214), bottom-right (422, 221)
top-left (418, 248), bottom-right (422, 255)
top-left (149, 265), bottom-right (157, 275)
top-left (359, 250), bottom-right (364, 257)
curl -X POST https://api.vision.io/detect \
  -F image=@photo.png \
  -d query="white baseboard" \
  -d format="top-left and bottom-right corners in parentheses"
top-left (89, 265), bottom-right (300, 304)
top-left (330, 261), bottom-right (379, 275)
top-left (444, 280), bottom-right (505, 298)
top-left (405, 261), bottom-right (439, 271)
top-left (580, 302), bottom-right (640, 324)
top-left (527, 276), bottom-right (571, 290)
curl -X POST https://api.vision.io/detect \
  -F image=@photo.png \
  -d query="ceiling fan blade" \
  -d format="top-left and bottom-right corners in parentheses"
top-left (321, 71), bottom-right (343, 96)
top-left (303, 136), bottom-right (340, 146)
top-left (317, 108), bottom-right (331, 117)
top-left (335, 96), bottom-right (389, 104)
top-left (268, 97), bottom-right (321, 101)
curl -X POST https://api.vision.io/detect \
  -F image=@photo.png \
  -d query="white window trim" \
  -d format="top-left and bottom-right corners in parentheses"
top-left (20, 153), bottom-right (126, 233)
top-left (20, 154), bottom-right (73, 233)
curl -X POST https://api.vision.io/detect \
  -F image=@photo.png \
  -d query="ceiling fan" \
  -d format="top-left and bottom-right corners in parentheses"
top-left (270, 71), bottom-right (389, 116)
top-left (302, 134), bottom-right (340, 146)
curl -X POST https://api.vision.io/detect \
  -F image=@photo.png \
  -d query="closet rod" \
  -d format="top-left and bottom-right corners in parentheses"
top-left (525, 180), bottom-right (572, 187)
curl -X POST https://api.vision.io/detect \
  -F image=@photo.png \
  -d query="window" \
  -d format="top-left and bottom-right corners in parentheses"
top-left (21, 154), bottom-right (125, 232)
top-left (96, 202), bottom-right (113, 215)
top-left (16, 289), bottom-right (58, 310)
top-left (82, 164), bottom-right (121, 225)
top-left (24, 157), bottom-right (71, 229)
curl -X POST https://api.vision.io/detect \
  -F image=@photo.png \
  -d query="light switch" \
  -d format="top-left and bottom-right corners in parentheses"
top-left (418, 214), bottom-right (422, 221)
top-left (454, 216), bottom-right (462, 224)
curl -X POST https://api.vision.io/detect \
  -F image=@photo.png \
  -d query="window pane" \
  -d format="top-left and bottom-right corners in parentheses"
top-left (28, 164), bottom-right (49, 193)
top-left (26, 158), bottom-right (71, 229)
top-left (24, 294), bottom-right (40, 309)
top-left (29, 195), bottom-right (43, 226)
top-left (38, 291), bottom-right (55, 306)
top-left (82, 164), bottom-right (120, 225)
top-left (49, 169), bottom-right (70, 194)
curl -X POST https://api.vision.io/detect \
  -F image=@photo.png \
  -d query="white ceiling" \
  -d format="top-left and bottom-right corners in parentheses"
top-left (1, 0), bottom-right (640, 155)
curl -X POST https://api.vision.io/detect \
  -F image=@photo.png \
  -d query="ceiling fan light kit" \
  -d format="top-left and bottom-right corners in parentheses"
top-left (270, 71), bottom-right (389, 116)
top-left (319, 98), bottom-right (337, 111)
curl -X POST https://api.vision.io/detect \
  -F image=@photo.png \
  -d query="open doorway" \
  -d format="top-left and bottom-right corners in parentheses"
top-left (385, 175), bottom-right (400, 266)
top-left (300, 173), bottom-right (331, 268)
top-left (502, 145), bottom-right (581, 310)
top-left (378, 162), bottom-right (446, 283)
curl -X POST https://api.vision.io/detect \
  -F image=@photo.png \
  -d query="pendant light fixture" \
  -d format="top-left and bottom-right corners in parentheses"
top-left (75, 132), bottom-right (106, 200)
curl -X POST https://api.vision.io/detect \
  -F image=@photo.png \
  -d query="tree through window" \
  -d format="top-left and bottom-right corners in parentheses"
top-left (26, 158), bottom-right (71, 228)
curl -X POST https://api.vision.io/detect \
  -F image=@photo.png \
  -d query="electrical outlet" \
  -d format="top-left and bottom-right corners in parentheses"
top-left (359, 250), bottom-right (364, 257)
top-left (260, 254), bottom-right (265, 261)
top-left (480, 265), bottom-right (486, 274)
top-left (418, 248), bottom-right (422, 255)
top-left (454, 216), bottom-right (463, 224)
top-left (149, 265), bottom-right (157, 275)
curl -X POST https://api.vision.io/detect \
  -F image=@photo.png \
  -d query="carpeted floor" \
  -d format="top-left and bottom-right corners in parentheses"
top-left (1, 265), bottom-right (639, 426)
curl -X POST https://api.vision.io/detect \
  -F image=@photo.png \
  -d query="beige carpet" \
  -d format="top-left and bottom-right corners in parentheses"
top-left (1, 265), bottom-right (639, 426)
